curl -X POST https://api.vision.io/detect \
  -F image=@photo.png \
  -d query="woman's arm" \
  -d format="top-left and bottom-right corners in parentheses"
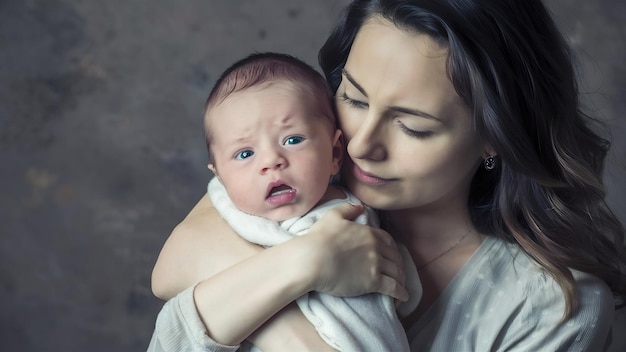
top-left (189, 224), bottom-right (324, 345)
top-left (151, 194), bottom-right (407, 347)
top-left (152, 194), bottom-right (332, 349)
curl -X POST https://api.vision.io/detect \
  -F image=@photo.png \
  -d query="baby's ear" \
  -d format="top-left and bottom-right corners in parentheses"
top-left (208, 164), bottom-right (220, 180)
top-left (331, 129), bottom-right (343, 175)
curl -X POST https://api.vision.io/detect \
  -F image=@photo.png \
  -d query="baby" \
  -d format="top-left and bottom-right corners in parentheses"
top-left (188, 52), bottom-right (419, 351)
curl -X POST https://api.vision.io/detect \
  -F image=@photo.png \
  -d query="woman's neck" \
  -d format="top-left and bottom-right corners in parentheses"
top-left (387, 203), bottom-right (485, 323)
top-left (383, 201), bottom-right (486, 270)
top-left (384, 204), bottom-right (475, 246)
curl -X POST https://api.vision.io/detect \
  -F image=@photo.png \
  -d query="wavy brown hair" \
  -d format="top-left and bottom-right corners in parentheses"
top-left (319, 0), bottom-right (626, 317)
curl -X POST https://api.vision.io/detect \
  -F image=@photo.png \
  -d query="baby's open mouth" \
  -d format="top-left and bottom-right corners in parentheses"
top-left (267, 184), bottom-right (293, 198)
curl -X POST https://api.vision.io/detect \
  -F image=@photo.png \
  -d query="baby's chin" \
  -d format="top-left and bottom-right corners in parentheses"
top-left (260, 203), bottom-right (316, 222)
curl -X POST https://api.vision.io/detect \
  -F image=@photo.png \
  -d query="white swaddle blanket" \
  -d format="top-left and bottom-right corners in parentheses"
top-left (208, 177), bottom-right (421, 352)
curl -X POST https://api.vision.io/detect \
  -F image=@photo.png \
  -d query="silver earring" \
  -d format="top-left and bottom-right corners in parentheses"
top-left (484, 155), bottom-right (496, 170)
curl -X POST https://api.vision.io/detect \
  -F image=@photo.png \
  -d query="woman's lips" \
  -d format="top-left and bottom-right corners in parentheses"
top-left (351, 163), bottom-right (392, 185)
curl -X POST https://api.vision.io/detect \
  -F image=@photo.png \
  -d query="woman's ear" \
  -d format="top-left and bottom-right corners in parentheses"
top-left (482, 144), bottom-right (497, 159)
top-left (330, 129), bottom-right (343, 175)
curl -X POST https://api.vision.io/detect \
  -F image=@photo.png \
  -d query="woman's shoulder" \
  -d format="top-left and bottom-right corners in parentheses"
top-left (467, 236), bottom-right (614, 325)
top-left (474, 236), bottom-right (612, 298)
top-left (569, 269), bottom-right (614, 321)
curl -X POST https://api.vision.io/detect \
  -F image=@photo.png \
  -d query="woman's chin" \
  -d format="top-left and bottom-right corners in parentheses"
top-left (347, 181), bottom-right (391, 209)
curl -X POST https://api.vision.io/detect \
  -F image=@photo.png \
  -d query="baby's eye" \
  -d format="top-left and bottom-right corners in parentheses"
top-left (284, 136), bottom-right (304, 145)
top-left (235, 150), bottom-right (254, 160)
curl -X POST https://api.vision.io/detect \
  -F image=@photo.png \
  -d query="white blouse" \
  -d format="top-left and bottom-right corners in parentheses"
top-left (407, 236), bottom-right (615, 351)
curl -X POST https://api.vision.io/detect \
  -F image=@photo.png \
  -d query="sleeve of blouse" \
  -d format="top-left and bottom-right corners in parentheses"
top-left (147, 285), bottom-right (240, 352)
top-left (500, 270), bottom-right (615, 352)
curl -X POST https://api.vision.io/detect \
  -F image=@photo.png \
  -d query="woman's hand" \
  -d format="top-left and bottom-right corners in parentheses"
top-left (303, 203), bottom-right (409, 301)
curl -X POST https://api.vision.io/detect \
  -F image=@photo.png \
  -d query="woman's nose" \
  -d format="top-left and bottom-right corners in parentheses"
top-left (260, 149), bottom-right (288, 174)
top-left (346, 112), bottom-right (387, 161)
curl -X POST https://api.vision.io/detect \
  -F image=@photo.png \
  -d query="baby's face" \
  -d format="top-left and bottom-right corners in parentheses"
top-left (207, 81), bottom-right (341, 221)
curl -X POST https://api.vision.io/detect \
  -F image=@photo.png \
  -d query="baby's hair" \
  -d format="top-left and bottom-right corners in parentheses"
top-left (204, 52), bottom-right (336, 159)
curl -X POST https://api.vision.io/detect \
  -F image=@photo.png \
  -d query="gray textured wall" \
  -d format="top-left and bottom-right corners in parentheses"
top-left (0, 1), bottom-right (623, 351)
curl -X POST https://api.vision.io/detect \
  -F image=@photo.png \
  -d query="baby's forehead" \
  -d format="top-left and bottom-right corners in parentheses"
top-left (212, 80), bottom-right (332, 118)
top-left (207, 88), bottom-right (331, 132)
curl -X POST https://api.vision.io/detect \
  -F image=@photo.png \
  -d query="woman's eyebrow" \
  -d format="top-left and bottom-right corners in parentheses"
top-left (342, 69), bottom-right (368, 97)
top-left (342, 69), bottom-right (441, 122)
top-left (389, 106), bottom-right (441, 122)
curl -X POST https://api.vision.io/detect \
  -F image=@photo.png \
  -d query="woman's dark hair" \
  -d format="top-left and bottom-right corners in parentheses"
top-left (319, 0), bottom-right (626, 317)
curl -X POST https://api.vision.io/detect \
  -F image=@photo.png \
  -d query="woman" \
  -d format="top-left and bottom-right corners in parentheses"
top-left (150, 0), bottom-right (626, 350)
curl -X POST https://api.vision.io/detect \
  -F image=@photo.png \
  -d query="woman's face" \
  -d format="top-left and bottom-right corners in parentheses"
top-left (336, 16), bottom-right (485, 212)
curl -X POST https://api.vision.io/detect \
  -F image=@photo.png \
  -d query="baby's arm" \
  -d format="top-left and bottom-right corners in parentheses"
top-left (151, 193), bottom-right (260, 300)
top-left (249, 302), bottom-right (339, 351)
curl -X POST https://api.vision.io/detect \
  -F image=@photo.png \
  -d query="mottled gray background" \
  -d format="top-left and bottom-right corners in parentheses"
top-left (0, 1), bottom-right (624, 351)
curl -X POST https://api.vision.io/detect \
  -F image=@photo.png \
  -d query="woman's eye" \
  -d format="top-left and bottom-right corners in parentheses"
top-left (339, 93), bottom-right (368, 109)
top-left (235, 150), bottom-right (254, 160)
top-left (284, 136), bottom-right (304, 145)
top-left (396, 121), bottom-right (433, 139)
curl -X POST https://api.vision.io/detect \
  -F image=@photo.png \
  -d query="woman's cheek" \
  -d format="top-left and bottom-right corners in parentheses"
top-left (337, 106), bottom-right (359, 140)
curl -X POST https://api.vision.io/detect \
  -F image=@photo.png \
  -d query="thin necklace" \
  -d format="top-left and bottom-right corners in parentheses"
top-left (416, 229), bottom-right (473, 271)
